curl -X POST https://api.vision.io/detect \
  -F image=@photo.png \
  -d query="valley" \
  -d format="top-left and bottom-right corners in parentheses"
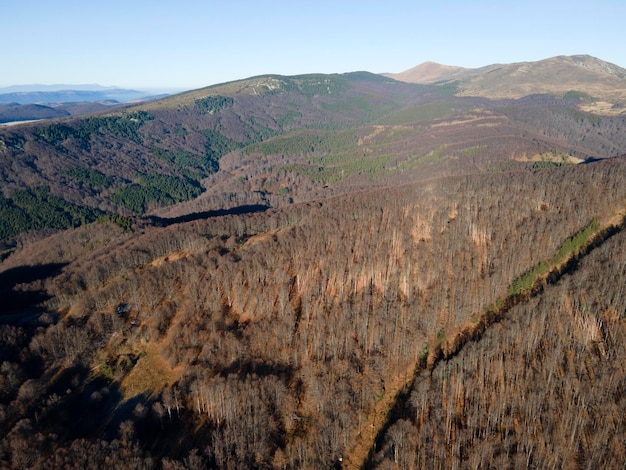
top-left (1, 55), bottom-right (625, 468)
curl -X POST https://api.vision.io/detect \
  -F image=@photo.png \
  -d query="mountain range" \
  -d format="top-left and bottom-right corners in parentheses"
top-left (0, 55), bottom-right (625, 468)
top-left (0, 86), bottom-right (173, 124)
top-left (0, 84), bottom-right (169, 103)
top-left (387, 54), bottom-right (626, 113)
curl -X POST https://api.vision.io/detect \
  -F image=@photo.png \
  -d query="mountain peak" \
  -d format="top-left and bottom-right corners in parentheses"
top-left (386, 61), bottom-right (467, 84)
top-left (387, 55), bottom-right (626, 104)
top-left (563, 54), bottom-right (626, 79)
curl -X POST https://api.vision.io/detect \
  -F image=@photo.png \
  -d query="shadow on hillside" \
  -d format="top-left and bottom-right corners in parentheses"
top-left (35, 363), bottom-right (154, 444)
top-left (0, 262), bottom-right (67, 321)
top-left (149, 204), bottom-right (270, 227)
top-left (581, 156), bottom-right (607, 164)
top-left (35, 364), bottom-right (126, 440)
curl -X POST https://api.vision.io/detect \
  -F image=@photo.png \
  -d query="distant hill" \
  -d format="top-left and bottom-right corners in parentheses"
top-left (0, 86), bottom-right (173, 123)
top-left (387, 55), bottom-right (626, 111)
top-left (2, 67), bottom-right (626, 241)
top-left (0, 84), bottom-right (125, 93)
top-left (384, 61), bottom-right (468, 84)
top-left (0, 85), bottom-right (161, 105)
top-left (0, 103), bottom-right (70, 123)
top-left (2, 57), bottom-right (626, 469)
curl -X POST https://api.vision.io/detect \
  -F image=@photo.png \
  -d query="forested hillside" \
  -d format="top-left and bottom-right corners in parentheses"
top-left (2, 69), bottom-right (626, 247)
top-left (370, 201), bottom-right (626, 468)
top-left (1, 57), bottom-right (626, 468)
top-left (1, 156), bottom-right (625, 468)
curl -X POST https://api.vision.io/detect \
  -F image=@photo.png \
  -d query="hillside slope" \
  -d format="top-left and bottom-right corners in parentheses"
top-left (384, 61), bottom-right (468, 84)
top-left (388, 55), bottom-right (626, 109)
top-left (2, 57), bottom-right (626, 468)
top-left (0, 157), bottom-right (625, 468)
top-left (371, 208), bottom-right (626, 468)
top-left (3, 67), bottom-right (626, 246)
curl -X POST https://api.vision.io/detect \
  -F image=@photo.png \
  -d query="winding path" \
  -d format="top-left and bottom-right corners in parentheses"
top-left (343, 210), bottom-right (625, 469)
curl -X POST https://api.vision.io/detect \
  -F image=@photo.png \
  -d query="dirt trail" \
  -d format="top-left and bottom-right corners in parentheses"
top-left (342, 364), bottom-right (416, 470)
top-left (345, 210), bottom-right (625, 469)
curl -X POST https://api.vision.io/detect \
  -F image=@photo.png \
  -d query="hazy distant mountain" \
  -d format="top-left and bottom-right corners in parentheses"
top-left (0, 87), bottom-right (158, 105)
top-left (0, 85), bottom-right (175, 123)
top-left (387, 55), bottom-right (626, 107)
top-left (0, 103), bottom-right (70, 123)
top-left (0, 84), bottom-right (121, 93)
top-left (384, 61), bottom-right (468, 83)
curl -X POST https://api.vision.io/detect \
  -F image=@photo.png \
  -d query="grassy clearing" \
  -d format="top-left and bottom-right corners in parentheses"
top-left (120, 344), bottom-right (179, 399)
top-left (507, 219), bottom-right (600, 297)
top-left (396, 144), bottom-right (447, 172)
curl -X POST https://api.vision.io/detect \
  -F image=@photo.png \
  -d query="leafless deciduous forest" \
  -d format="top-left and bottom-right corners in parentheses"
top-left (2, 62), bottom-right (626, 468)
top-left (1, 156), bottom-right (625, 468)
top-left (372, 223), bottom-right (626, 469)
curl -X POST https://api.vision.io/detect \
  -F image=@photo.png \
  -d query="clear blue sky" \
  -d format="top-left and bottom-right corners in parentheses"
top-left (2, 0), bottom-right (625, 91)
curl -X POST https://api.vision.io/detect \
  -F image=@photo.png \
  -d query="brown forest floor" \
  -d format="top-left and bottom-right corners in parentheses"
top-left (343, 207), bottom-right (626, 469)
top-left (342, 364), bottom-right (416, 470)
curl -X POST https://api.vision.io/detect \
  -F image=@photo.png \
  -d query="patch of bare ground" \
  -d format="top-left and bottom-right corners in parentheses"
top-left (120, 299), bottom-right (189, 399)
top-left (605, 206), bottom-right (626, 228)
top-left (513, 152), bottom-right (584, 164)
top-left (579, 101), bottom-right (626, 116)
top-left (119, 267), bottom-right (193, 399)
top-left (120, 342), bottom-right (182, 398)
top-left (242, 227), bottom-right (293, 249)
top-left (147, 250), bottom-right (191, 268)
top-left (430, 115), bottom-right (503, 128)
top-left (342, 364), bottom-right (417, 470)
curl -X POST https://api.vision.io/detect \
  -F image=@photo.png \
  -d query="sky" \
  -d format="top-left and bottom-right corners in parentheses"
top-left (2, 0), bottom-right (625, 91)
